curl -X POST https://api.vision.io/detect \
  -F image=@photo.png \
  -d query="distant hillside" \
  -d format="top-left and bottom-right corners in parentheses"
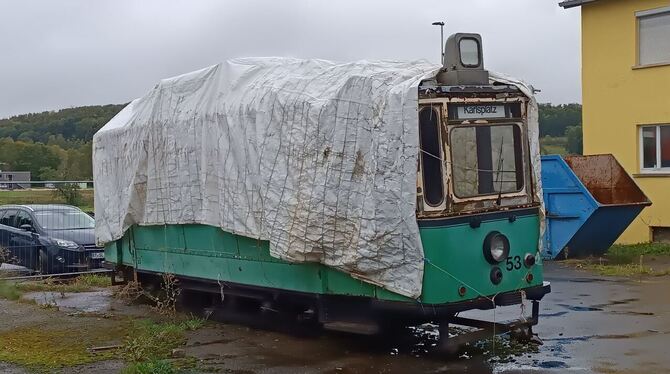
top-left (538, 103), bottom-right (582, 137)
top-left (0, 104), bottom-right (126, 146)
top-left (0, 104), bottom-right (126, 180)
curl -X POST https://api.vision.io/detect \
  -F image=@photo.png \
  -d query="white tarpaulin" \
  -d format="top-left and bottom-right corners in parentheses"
top-left (93, 58), bottom-right (542, 298)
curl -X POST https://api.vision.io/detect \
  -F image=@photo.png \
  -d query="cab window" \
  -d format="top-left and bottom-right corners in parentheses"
top-left (450, 124), bottom-right (524, 198)
top-left (419, 106), bottom-right (445, 206)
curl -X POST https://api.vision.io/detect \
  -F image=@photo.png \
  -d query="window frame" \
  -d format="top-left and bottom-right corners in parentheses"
top-left (418, 105), bottom-right (446, 208)
top-left (448, 122), bottom-right (526, 200)
top-left (636, 6), bottom-right (670, 68)
top-left (0, 209), bottom-right (18, 228)
top-left (458, 37), bottom-right (481, 68)
top-left (15, 210), bottom-right (34, 229)
top-left (639, 124), bottom-right (670, 173)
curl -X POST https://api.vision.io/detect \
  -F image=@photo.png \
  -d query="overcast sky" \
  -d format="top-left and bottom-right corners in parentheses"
top-left (0, 0), bottom-right (581, 119)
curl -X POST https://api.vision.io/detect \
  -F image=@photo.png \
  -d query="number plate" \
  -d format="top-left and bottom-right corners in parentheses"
top-left (89, 252), bottom-right (105, 259)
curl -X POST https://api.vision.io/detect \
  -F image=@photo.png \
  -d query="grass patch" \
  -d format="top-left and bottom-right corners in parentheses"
top-left (607, 243), bottom-right (670, 263)
top-left (0, 323), bottom-right (128, 370)
top-left (0, 188), bottom-right (94, 211)
top-left (16, 274), bottom-right (110, 293)
top-left (540, 136), bottom-right (568, 155)
top-left (585, 263), bottom-right (655, 277)
top-left (472, 334), bottom-right (539, 364)
top-left (122, 359), bottom-right (178, 374)
top-left (0, 280), bottom-right (21, 300)
top-left (574, 243), bottom-right (670, 277)
top-left (122, 318), bottom-right (205, 363)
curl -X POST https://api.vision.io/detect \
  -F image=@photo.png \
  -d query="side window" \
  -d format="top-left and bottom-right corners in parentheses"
top-left (15, 211), bottom-right (34, 228)
top-left (1, 210), bottom-right (18, 227)
top-left (640, 124), bottom-right (670, 171)
top-left (637, 7), bottom-right (670, 66)
top-left (419, 107), bottom-right (445, 207)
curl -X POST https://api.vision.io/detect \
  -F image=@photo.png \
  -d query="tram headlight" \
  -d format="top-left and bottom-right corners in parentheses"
top-left (483, 231), bottom-right (510, 264)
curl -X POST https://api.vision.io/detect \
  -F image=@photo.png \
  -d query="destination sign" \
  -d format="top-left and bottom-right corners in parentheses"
top-left (455, 104), bottom-right (506, 119)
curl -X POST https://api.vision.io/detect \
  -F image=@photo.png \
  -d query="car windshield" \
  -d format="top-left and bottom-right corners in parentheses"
top-left (34, 209), bottom-right (95, 230)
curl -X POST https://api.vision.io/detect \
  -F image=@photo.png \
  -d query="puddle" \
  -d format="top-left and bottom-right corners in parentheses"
top-left (557, 303), bottom-right (603, 312)
top-left (538, 360), bottom-right (569, 369)
top-left (540, 311), bottom-right (569, 318)
top-left (23, 290), bottom-right (112, 313)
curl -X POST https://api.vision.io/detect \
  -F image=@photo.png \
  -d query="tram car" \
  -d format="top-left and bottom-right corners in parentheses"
top-left (95, 33), bottom-right (550, 350)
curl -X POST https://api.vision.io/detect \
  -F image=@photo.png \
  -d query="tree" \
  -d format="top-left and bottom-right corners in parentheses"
top-left (565, 125), bottom-right (583, 155)
top-left (0, 104), bottom-right (126, 180)
top-left (538, 103), bottom-right (582, 137)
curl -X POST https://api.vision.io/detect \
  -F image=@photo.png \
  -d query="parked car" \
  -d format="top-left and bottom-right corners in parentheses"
top-left (0, 204), bottom-right (103, 274)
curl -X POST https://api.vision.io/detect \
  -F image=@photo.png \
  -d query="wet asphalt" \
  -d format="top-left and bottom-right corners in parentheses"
top-left (179, 262), bottom-right (669, 373)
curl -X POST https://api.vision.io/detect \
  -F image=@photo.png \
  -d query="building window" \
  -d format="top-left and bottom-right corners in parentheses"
top-left (652, 227), bottom-right (670, 243)
top-left (637, 7), bottom-right (670, 66)
top-left (640, 125), bottom-right (670, 172)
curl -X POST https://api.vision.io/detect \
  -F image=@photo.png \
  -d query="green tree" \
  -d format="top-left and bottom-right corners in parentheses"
top-left (0, 104), bottom-right (126, 180)
top-left (565, 125), bottom-right (583, 155)
top-left (538, 103), bottom-right (582, 137)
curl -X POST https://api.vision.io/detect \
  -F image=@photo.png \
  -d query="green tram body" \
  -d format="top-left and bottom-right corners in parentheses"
top-left (105, 210), bottom-right (542, 306)
top-left (104, 34), bottom-right (551, 338)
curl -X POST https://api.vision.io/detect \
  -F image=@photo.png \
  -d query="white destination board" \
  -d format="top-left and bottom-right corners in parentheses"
top-left (456, 104), bottom-right (506, 119)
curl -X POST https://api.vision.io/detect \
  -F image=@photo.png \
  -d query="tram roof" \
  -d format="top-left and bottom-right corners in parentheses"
top-left (417, 83), bottom-right (523, 99)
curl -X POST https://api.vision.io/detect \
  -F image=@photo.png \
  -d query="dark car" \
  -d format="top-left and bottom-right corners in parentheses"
top-left (0, 204), bottom-right (104, 274)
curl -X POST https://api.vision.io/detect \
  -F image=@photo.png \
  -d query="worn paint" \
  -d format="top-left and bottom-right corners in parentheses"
top-left (106, 212), bottom-right (542, 305)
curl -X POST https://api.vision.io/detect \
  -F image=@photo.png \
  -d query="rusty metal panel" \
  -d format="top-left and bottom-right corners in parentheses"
top-left (564, 154), bottom-right (650, 206)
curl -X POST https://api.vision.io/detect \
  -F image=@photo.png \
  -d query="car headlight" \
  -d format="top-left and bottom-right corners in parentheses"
top-left (483, 231), bottom-right (510, 264)
top-left (54, 239), bottom-right (80, 250)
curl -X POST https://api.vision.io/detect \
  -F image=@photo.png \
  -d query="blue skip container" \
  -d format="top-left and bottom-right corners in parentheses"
top-left (541, 154), bottom-right (651, 260)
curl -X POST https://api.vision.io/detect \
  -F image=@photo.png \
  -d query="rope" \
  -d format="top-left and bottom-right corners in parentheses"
top-left (424, 253), bottom-right (540, 359)
top-left (420, 148), bottom-right (519, 173)
top-left (423, 257), bottom-right (494, 304)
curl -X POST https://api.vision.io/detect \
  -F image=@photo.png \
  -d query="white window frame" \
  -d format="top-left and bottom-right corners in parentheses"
top-left (639, 124), bottom-right (670, 173)
top-left (636, 6), bottom-right (670, 67)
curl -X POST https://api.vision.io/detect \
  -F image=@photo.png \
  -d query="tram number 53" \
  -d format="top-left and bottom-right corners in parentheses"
top-left (506, 256), bottom-right (522, 271)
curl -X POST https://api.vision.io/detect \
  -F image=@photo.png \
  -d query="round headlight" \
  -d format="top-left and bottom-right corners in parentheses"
top-left (483, 231), bottom-right (510, 264)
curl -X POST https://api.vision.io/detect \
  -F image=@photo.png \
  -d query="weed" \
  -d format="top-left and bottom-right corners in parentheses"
top-left (472, 334), bottom-right (539, 363)
top-left (76, 273), bottom-right (112, 288)
top-left (145, 273), bottom-right (181, 316)
top-left (585, 263), bottom-right (653, 277)
top-left (0, 280), bottom-right (21, 300)
top-left (0, 246), bottom-right (19, 265)
top-left (180, 317), bottom-right (205, 331)
top-left (15, 274), bottom-right (110, 294)
top-left (114, 280), bottom-right (144, 302)
top-left (608, 243), bottom-right (670, 263)
top-left (52, 183), bottom-right (82, 206)
top-left (570, 243), bottom-right (670, 277)
top-left (122, 318), bottom-right (205, 363)
top-left (122, 359), bottom-right (177, 374)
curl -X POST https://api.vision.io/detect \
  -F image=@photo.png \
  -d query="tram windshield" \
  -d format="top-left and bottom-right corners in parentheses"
top-left (450, 124), bottom-right (524, 198)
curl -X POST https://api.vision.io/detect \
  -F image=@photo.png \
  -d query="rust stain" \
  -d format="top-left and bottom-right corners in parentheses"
top-left (564, 154), bottom-right (651, 206)
top-left (352, 150), bottom-right (365, 179)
